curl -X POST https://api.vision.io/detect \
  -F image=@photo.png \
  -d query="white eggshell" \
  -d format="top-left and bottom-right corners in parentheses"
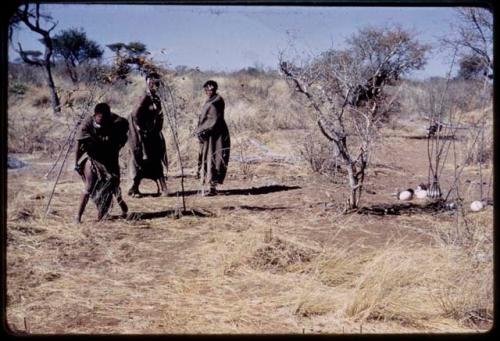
top-left (398, 191), bottom-right (413, 201)
top-left (470, 200), bottom-right (484, 212)
top-left (415, 190), bottom-right (427, 199)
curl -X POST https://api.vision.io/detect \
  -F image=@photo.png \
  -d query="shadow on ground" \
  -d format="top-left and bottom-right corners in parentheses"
top-left (357, 201), bottom-right (455, 216)
top-left (221, 205), bottom-right (291, 212)
top-left (167, 185), bottom-right (301, 197)
top-left (127, 192), bottom-right (161, 198)
top-left (401, 135), bottom-right (461, 141)
top-left (108, 208), bottom-right (213, 221)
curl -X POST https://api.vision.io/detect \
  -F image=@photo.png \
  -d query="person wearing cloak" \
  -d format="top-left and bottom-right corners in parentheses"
top-left (195, 80), bottom-right (231, 196)
top-left (74, 103), bottom-right (129, 223)
top-left (127, 72), bottom-right (169, 197)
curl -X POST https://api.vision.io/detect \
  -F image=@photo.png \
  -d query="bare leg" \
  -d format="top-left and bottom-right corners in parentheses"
top-left (115, 187), bottom-right (129, 217)
top-left (203, 181), bottom-right (217, 197)
top-left (75, 160), bottom-right (95, 223)
top-left (128, 179), bottom-right (141, 197)
top-left (75, 192), bottom-right (90, 223)
top-left (209, 182), bottom-right (217, 195)
top-left (158, 177), bottom-right (168, 196)
top-left (155, 180), bottom-right (160, 195)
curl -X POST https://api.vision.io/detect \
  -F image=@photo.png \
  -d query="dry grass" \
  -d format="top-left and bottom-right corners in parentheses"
top-left (6, 66), bottom-right (493, 334)
top-left (6, 160), bottom-right (493, 334)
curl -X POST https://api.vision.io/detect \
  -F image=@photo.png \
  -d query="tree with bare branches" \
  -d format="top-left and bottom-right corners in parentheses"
top-left (446, 7), bottom-right (493, 80)
top-left (280, 26), bottom-right (429, 210)
top-left (439, 7), bottom-right (494, 208)
top-left (10, 3), bottom-right (61, 113)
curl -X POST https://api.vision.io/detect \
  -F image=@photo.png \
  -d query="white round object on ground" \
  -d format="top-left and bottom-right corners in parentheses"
top-left (414, 189), bottom-right (427, 199)
top-left (470, 200), bottom-right (484, 212)
top-left (398, 190), bottom-right (413, 201)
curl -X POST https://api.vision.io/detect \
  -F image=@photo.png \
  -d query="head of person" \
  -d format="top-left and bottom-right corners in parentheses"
top-left (147, 72), bottom-right (161, 93)
top-left (93, 102), bottom-right (111, 126)
top-left (203, 80), bottom-right (218, 98)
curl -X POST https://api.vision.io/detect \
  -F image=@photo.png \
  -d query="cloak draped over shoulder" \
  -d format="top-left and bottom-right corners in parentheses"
top-left (195, 94), bottom-right (230, 185)
top-left (128, 92), bottom-right (168, 181)
top-left (76, 113), bottom-right (128, 215)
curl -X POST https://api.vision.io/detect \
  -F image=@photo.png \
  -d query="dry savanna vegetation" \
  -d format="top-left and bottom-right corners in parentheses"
top-left (6, 8), bottom-right (493, 335)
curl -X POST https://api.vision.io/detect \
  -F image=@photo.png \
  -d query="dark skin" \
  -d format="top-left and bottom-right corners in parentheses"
top-left (74, 112), bottom-right (128, 223)
top-left (128, 78), bottom-right (168, 197)
top-left (75, 159), bottom-right (128, 223)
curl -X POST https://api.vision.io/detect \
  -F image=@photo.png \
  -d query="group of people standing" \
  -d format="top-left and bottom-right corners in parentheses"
top-left (74, 75), bottom-right (230, 223)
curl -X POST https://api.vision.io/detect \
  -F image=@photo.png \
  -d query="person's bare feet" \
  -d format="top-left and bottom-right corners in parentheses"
top-left (128, 187), bottom-right (141, 197)
top-left (202, 188), bottom-right (217, 196)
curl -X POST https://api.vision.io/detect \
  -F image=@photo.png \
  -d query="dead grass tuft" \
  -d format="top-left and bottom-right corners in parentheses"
top-left (249, 236), bottom-right (318, 273)
top-left (11, 206), bottom-right (36, 221)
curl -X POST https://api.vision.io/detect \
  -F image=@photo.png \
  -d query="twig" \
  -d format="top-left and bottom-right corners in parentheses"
top-left (44, 133), bottom-right (73, 218)
top-left (158, 79), bottom-right (187, 211)
top-left (24, 317), bottom-right (29, 333)
top-left (44, 83), bottom-right (99, 218)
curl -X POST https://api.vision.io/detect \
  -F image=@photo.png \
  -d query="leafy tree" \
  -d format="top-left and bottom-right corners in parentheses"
top-left (106, 42), bottom-right (127, 55)
top-left (52, 27), bottom-right (103, 83)
top-left (125, 41), bottom-right (147, 57)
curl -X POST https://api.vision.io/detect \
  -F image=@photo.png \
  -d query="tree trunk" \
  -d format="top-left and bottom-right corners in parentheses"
top-left (45, 62), bottom-right (60, 113)
top-left (43, 35), bottom-right (60, 113)
top-left (66, 60), bottom-right (78, 84)
top-left (16, 4), bottom-right (61, 114)
top-left (346, 162), bottom-right (359, 209)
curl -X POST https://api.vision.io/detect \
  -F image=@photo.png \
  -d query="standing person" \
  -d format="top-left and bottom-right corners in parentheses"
top-left (128, 72), bottom-right (169, 197)
top-left (195, 80), bottom-right (231, 196)
top-left (74, 103), bottom-right (129, 223)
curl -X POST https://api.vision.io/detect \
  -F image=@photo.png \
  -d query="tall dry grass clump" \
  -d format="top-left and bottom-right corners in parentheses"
top-left (298, 238), bottom-right (492, 330)
top-left (190, 218), bottom-right (492, 332)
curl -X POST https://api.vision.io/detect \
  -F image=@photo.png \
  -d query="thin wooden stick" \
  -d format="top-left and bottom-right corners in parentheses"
top-left (44, 134), bottom-right (74, 218)
top-left (200, 143), bottom-right (206, 196)
top-left (158, 80), bottom-right (187, 211)
top-left (44, 83), bottom-right (99, 218)
top-left (44, 124), bottom-right (76, 178)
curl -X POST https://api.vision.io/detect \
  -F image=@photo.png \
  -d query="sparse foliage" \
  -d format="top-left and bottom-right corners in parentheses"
top-left (435, 7), bottom-right (493, 204)
top-left (126, 41), bottom-right (147, 57)
top-left (280, 26), bottom-right (429, 209)
top-left (446, 7), bottom-right (493, 80)
top-left (52, 27), bottom-right (104, 83)
top-left (105, 41), bottom-right (150, 82)
top-left (456, 54), bottom-right (490, 80)
top-left (10, 4), bottom-right (61, 113)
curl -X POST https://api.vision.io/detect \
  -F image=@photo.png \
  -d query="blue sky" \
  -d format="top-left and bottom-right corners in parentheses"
top-left (9, 4), bottom-right (464, 79)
